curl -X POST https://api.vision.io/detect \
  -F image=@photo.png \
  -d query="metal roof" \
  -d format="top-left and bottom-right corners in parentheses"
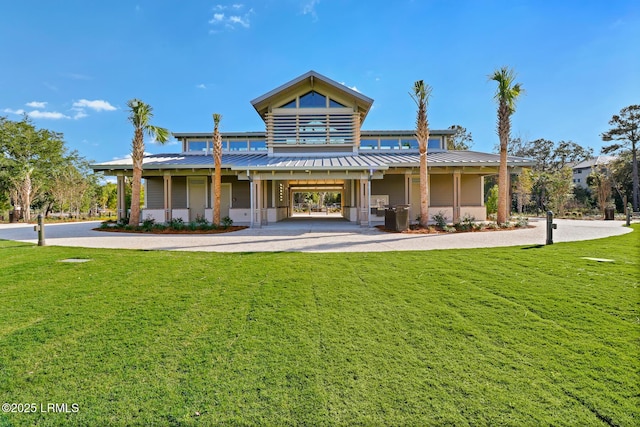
top-left (92, 151), bottom-right (535, 172)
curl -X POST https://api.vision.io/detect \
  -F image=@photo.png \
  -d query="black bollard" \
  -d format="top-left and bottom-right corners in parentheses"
top-left (546, 211), bottom-right (557, 245)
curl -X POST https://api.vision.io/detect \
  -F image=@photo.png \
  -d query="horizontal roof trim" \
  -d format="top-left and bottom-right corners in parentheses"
top-left (172, 129), bottom-right (455, 139)
top-left (92, 151), bottom-right (536, 172)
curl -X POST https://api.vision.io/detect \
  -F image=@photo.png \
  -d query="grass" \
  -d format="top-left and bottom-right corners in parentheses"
top-left (0, 226), bottom-right (638, 426)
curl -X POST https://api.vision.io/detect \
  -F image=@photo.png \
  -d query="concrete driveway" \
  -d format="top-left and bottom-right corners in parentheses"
top-left (0, 218), bottom-right (633, 253)
top-left (0, 219), bottom-right (632, 252)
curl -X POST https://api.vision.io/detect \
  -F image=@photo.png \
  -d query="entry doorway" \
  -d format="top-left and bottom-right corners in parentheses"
top-left (291, 190), bottom-right (342, 217)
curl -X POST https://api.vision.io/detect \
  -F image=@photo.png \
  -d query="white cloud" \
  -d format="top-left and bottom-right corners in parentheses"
top-left (73, 110), bottom-right (89, 120)
top-left (3, 108), bottom-right (25, 115)
top-left (340, 82), bottom-right (360, 93)
top-left (196, 83), bottom-right (207, 89)
top-left (26, 101), bottom-right (47, 108)
top-left (209, 4), bottom-right (253, 31)
top-left (303, 0), bottom-right (320, 20)
top-left (72, 99), bottom-right (117, 112)
top-left (210, 13), bottom-right (225, 23)
top-left (28, 110), bottom-right (70, 120)
top-left (229, 15), bottom-right (249, 27)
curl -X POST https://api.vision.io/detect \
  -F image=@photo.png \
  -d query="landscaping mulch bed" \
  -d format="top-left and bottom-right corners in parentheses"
top-left (375, 224), bottom-right (533, 234)
top-left (94, 226), bottom-right (248, 234)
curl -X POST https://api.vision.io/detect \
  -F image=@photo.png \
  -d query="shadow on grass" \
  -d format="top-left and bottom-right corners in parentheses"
top-left (521, 244), bottom-right (545, 250)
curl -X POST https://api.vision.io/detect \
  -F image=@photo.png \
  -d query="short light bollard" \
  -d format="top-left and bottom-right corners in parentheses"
top-left (626, 203), bottom-right (632, 227)
top-left (546, 210), bottom-right (557, 245)
top-left (33, 214), bottom-right (46, 246)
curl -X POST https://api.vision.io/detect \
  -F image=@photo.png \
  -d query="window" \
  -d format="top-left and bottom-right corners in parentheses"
top-left (428, 137), bottom-right (442, 149)
top-left (380, 139), bottom-right (400, 150)
top-left (280, 99), bottom-right (296, 108)
top-left (360, 139), bottom-right (378, 150)
top-left (299, 91), bottom-right (327, 108)
top-left (249, 140), bottom-right (267, 151)
top-left (188, 140), bottom-right (208, 152)
top-left (401, 139), bottom-right (419, 149)
top-left (329, 98), bottom-right (346, 108)
top-left (229, 140), bottom-right (248, 151)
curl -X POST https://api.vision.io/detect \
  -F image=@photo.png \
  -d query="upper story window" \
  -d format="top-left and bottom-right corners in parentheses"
top-left (277, 91), bottom-right (348, 109)
top-left (299, 91), bottom-right (326, 108)
top-left (188, 140), bottom-right (208, 152)
top-left (428, 137), bottom-right (443, 150)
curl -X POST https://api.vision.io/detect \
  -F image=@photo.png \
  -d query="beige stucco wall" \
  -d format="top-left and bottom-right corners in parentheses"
top-left (430, 174), bottom-right (453, 206)
top-left (461, 175), bottom-right (482, 206)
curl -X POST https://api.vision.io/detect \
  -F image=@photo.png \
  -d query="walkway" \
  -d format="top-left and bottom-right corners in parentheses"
top-left (0, 218), bottom-right (633, 252)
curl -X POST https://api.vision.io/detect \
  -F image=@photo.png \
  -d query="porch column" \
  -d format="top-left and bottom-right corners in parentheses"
top-left (359, 178), bottom-right (370, 227)
top-left (163, 173), bottom-right (172, 222)
top-left (453, 171), bottom-right (461, 223)
top-left (252, 177), bottom-right (263, 228)
top-left (116, 174), bottom-right (126, 221)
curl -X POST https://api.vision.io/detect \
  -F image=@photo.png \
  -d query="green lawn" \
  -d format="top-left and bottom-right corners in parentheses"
top-left (0, 227), bottom-right (638, 426)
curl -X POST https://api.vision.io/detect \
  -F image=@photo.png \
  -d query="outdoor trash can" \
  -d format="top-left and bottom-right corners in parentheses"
top-left (9, 211), bottom-right (16, 223)
top-left (395, 205), bottom-right (410, 231)
top-left (604, 207), bottom-right (615, 220)
top-left (384, 205), bottom-right (410, 232)
top-left (385, 208), bottom-right (397, 230)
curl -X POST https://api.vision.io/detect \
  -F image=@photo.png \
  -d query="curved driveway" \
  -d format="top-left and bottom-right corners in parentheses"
top-left (0, 218), bottom-right (633, 252)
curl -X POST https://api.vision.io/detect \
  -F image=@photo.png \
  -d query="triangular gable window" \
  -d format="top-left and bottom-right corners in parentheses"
top-left (299, 91), bottom-right (326, 108)
top-left (280, 98), bottom-right (297, 108)
top-left (329, 99), bottom-right (345, 108)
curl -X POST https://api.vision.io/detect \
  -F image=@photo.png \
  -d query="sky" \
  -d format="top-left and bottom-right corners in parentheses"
top-left (1, 0), bottom-right (638, 164)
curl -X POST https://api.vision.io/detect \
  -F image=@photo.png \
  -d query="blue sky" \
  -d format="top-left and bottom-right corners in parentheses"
top-left (1, 0), bottom-right (638, 163)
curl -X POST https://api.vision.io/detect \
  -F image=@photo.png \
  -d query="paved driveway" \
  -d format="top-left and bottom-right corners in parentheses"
top-left (0, 218), bottom-right (633, 253)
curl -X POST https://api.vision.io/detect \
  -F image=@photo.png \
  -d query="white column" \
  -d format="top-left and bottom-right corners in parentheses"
top-left (164, 174), bottom-right (172, 222)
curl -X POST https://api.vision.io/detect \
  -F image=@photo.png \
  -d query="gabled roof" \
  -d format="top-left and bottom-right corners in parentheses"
top-left (572, 155), bottom-right (616, 170)
top-left (250, 70), bottom-right (374, 122)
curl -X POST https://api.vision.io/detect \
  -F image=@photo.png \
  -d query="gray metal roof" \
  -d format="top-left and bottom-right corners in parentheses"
top-left (92, 151), bottom-right (535, 172)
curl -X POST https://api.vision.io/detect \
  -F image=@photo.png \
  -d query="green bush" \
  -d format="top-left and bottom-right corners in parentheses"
top-left (222, 216), bottom-right (233, 228)
top-left (168, 218), bottom-right (185, 230)
top-left (486, 185), bottom-right (499, 215)
top-left (431, 211), bottom-right (448, 229)
top-left (141, 217), bottom-right (155, 232)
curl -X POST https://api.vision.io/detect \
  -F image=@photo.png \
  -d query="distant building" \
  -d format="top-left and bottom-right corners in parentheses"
top-left (572, 155), bottom-right (616, 189)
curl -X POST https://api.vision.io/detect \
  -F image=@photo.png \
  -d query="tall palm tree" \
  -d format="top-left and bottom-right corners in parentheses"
top-left (212, 113), bottom-right (222, 226)
top-left (410, 80), bottom-right (432, 228)
top-left (127, 99), bottom-right (169, 226)
top-left (490, 67), bottom-right (523, 224)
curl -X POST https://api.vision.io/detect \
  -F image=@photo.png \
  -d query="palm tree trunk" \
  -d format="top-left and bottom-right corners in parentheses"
top-left (419, 150), bottom-right (429, 228)
top-left (213, 147), bottom-right (221, 225)
top-left (129, 129), bottom-right (144, 226)
top-left (497, 146), bottom-right (508, 223)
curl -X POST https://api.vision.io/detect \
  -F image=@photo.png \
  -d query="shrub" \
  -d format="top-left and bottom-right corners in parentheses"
top-left (486, 185), bottom-right (499, 215)
top-left (195, 215), bottom-right (209, 225)
top-left (431, 211), bottom-right (448, 229)
top-left (514, 216), bottom-right (529, 228)
top-left (188, 221), bottom-right (198, 231)
top-left (152, 223), bottom-right (167, 231)
top-left (141, 217), bottom-right (155, 232)
top-left (222, 216), bottom-right (233, 228)
top-left (454, 214), bottom-right (476, 232)
top-left (168, 218), bottom-right (185, 231)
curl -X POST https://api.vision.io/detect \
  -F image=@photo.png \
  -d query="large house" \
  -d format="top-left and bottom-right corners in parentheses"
top-left (92, 71), bottom-right (534, 227)
top-left (572, 155), bottom-right (616, 190)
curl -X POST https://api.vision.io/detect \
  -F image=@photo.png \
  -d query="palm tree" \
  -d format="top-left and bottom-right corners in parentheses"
top-left (410, 80), bottom-right (432, 228)
top-left (490, 67), bottom-right (523, 224)
top-left (212, 113), bottom-right (222, 226)
top-left (127, 99), bottom-right (169, 226)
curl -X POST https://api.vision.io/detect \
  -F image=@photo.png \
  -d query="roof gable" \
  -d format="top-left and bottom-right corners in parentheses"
top-left (250, 70), bottom-right (374, 122)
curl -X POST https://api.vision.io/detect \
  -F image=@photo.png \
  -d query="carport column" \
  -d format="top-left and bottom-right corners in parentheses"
top-left (453, 170), bottom-right (461, 223)
top-left (163, 173), bottom-right (172, 222)
top-left (116, 174), bottom-right (127, 221)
